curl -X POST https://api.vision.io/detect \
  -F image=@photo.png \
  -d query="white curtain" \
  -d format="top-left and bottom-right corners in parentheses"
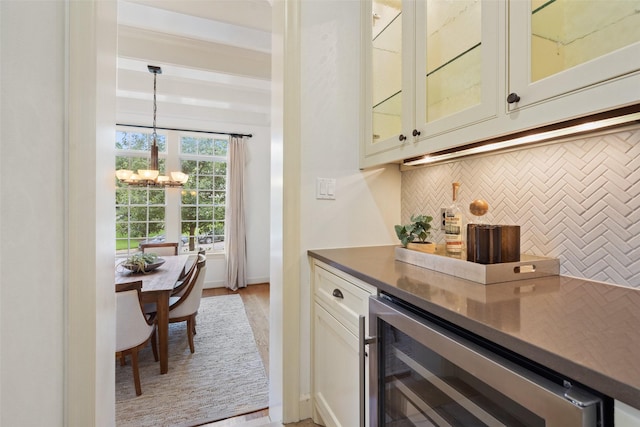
top-left (225, 135), bottom-right (247, 290)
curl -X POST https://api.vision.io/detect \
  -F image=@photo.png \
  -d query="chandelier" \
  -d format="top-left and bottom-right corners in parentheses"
top-left (116, 65), bottom-right (189, 187)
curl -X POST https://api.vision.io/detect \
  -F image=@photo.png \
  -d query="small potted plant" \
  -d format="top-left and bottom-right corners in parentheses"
top-left (395, 214), bottom-right (435, 253)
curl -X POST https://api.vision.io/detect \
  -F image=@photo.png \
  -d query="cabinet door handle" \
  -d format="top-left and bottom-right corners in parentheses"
top-left (332, 288), bottom-right (344, 299)
top-left (507, 92), bottom-right (521, 104)
top-left (359, 315), bottom-right (376, 427)
top-left (412, 129), bottom-right (421, 137)
top-left (398, 134), bottom-right (407, 141)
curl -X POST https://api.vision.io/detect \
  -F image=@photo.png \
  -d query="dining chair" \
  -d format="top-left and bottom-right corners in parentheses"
top-left (168, 256), bottom-right (207, 353)
top-left (139, 242), bottom-right (179, 256)
top-left (115, 281), bottom-right (158, 396)
top-left (174, 249), bottom-right (205, 297)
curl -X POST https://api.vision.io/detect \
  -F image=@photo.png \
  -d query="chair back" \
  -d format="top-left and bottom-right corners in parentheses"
top-left (139, 242), bottom-right (178, 256)
top-left (115, 281), bottom-right (154, 352)
top-left (169, 261), bottom-right (207, 319)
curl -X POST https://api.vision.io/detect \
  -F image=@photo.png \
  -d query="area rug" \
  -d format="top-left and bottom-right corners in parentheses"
top-left (116, 294), bottom-right (269, 427)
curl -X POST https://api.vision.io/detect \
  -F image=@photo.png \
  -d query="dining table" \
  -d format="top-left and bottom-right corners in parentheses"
top-left (115, 254), bottom-right (190, 374)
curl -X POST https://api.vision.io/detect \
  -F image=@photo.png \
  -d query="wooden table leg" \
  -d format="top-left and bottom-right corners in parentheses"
top-left (156, 290), bottom-right (171, 374)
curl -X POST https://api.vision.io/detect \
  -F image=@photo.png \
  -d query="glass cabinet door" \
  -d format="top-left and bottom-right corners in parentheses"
top-left (372, 0), bottom-right (403, 145)
top-left (509, 0), bottom-right (640, 109)
top-left (414, 0), bottom-right (498, 142)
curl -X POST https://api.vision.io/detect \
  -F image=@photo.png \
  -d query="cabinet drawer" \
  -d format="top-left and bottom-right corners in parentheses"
top-left (313, 261), bottom-right (375, 336)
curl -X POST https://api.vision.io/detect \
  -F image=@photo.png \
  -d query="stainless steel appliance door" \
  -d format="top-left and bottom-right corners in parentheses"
top-left (369, 296), bottom-right (601, 427)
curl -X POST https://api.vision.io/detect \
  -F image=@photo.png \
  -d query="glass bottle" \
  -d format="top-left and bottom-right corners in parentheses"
top-left (445, 182), bottom-right (464, 254)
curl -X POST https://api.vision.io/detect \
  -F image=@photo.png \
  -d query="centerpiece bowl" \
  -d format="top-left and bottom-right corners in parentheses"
top-left (119, 253), bottom-right (165, 274)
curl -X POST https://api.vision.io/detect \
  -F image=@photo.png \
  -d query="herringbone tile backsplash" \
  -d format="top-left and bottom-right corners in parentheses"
top-left (401, 126), bottom-right (640, 288)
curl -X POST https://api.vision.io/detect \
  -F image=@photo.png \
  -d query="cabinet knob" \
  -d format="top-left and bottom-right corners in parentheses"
top-left (507, 93), bottom-right (521, 104)
top-left (332, 288), bottom-right (344, 299)
top-left (412, 129), bottom-right (421, 137)
top-left (399, 134), bottom-right (407, 142)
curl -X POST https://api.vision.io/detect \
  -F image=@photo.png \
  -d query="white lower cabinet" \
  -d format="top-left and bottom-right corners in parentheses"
top-left (312, 260), bottom-right (375, 427)
top-left (615, 400), bottom-right (640, 426)
top-left (313, 303), bottom-right (361, 427)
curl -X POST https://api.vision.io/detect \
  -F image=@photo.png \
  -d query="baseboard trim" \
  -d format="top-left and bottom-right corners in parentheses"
top-left (298, 394), bottom-right (312, 421)
top-left (204, 277), bottom-right (270, 289)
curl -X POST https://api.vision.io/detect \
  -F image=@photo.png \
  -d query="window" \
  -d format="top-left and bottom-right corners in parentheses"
top-left (180, 136), bottom-right (228, 252)
top-left (115, 131), bottom-right (167, 255)
top-left (115, 129), bottom-right (228, 256)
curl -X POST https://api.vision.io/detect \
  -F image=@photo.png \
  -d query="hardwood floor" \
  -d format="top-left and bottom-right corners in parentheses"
top-left (200, 285), bottom-right (322, 427)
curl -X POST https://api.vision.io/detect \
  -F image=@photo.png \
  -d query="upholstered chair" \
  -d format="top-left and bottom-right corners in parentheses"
top-left (115, 281), bottom-right (158, 396)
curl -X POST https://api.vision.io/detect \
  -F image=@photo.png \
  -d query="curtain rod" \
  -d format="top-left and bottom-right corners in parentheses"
top-left (116, 123), bottom-right (253, 138)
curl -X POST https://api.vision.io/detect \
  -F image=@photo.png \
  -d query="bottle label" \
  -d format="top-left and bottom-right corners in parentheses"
top-left (445, 214), bottom-right (463, 253)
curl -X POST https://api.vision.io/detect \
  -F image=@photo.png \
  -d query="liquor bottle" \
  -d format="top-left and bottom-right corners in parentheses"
top-left (445, 182), bottom-right (464, 254)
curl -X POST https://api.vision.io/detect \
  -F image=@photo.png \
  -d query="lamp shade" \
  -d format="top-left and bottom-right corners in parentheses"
top-left (137, 169), bottom-right (160, 180)
top-left (116, 169), bottom-right (133, 180)
top-left (171, 171), bottom-right (189, 184)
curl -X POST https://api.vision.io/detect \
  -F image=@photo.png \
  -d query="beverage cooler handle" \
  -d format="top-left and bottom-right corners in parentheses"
top-left (359, 315), bottom-right (376, 427)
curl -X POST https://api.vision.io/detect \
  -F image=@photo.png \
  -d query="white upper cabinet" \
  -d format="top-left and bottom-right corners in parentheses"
top-left (415, 0), bottom-right (498, 139)
top-left (363, 0), bottom-right (498, 167)
top-left (368, 0), bottom-right (405, 156)
top-left (508, 0), bottom-right (640, 112)
top-left (361, 0), bottom-right (640, 169)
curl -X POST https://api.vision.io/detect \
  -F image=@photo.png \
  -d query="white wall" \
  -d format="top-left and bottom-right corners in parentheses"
top-left (298, 0), bottom-right (401, 414)
top-left (0, 2), bottom-right (66, 425)
top-left (2, 2), bottom-right (125, 425)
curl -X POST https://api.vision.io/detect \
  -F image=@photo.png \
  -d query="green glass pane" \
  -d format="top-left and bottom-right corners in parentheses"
top-left (116, 206), bottom-right (129, 222)
top-left (214, 162), bottom-right (227, 175)
top-left (148, 206), bottom-right (165, 221)
top-left (182, 221), bottom-right (196, 234)
top-left (182, 160), bottom-right (197, 175)
top-left (115, 155), bottom-right (130, 169)
top-left (181, 189), bottom-right (197, 204)
top-left (115, 188), bottom-right (129, 205)
top-left (214, 206), bottom-right (225, 220)
top-left (199, 160), bottom-right (214, 175)
top-left (183, 175), bottom-right (196, 188)
top-left (198, 223), bottom-right (213, 234)
top-left (115, 238), bottom-right (129, 250)
top-left (214, 176), bottom-right (225, 191)
top-left (214, 191), bottom-right (226, 205)
top-left (148, 189), bottom-right (165, 205)
top-left (130, 224), bottom-right (147, 238)
top-left (198, 207), bottom-right (213, 221)
top-left (129, 189), bottom-right (147, 204)
top-left (182, 206), bottom-right (197, 221)
top-left (198, 176), bottom-right (214, 190)
top-left (199, 138), bottom-right (214, 155)
top-left (214, 221), bottom-right (225, 235)
top-left (199, 191), bottom-right (213, 204)
top-left (128, 132), bottom-right (150, 151)
top-left (116, 223), bottom-right (129, 236)
top-left (181, 137), bottom-right (198, 154)
top-left (148, 223), bottom-right (164, 236)
top-left (131, 157), bottom-right (149, 171)
top-left (130, 206), bottom-right (147, 221)
top-left (214, 139), bottom-right (228, 156)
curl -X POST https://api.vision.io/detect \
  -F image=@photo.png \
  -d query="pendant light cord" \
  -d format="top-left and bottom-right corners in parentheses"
top-left (149, 67), bottom-right (160, 171)
top-left (152, 71), bottom-right (158, 146)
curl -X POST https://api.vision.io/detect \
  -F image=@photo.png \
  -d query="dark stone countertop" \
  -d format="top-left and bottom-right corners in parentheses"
top-left (308, 245), bottom-right (640, 409)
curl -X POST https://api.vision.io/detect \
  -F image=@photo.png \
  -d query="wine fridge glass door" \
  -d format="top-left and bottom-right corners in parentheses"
top-left (368, 296), bottom-right (601, 427)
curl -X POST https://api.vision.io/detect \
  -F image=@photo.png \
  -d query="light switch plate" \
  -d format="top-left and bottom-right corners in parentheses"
top-left (316, 177), bottom-right (336, 200)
